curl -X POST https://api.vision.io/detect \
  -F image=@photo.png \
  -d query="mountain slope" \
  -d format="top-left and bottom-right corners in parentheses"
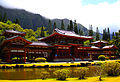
top-left (0, 6), bottom-right (89, 35)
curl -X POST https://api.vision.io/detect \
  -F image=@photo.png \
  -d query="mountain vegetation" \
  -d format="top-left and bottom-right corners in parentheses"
top-left (0, 6), bottom-right (89, 35)
top-left (0, 21), bottom-right (49, 42)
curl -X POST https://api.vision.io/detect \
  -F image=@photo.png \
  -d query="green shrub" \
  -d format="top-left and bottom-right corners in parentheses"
top-left (39, 71), bottom-right (50, 80)
top-left (54, 69), bottom-right (70, 80)
top-left (75, 67), bottom-right (89, 79)
top-left (98, 55), bottom-right (105, 61)
top-left (103, 62), bottom-right (120, 76)
top-left (35, 57), bottom-right (46, 62)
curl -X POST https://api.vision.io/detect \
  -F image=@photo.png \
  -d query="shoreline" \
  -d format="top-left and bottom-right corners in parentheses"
top-left (0, 60), bottom-right (120, 69)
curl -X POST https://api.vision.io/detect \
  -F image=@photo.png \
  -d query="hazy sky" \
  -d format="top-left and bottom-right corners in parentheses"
top-left (0, 0), bottom-right (120, 33)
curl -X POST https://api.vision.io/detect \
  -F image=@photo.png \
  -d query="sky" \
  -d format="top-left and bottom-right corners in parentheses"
top-left (0, 0), bottom-right (120, 33)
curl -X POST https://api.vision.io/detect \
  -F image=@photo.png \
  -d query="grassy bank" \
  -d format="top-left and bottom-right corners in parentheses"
top-left (0, 60), bottom-right (120, 68)
top-left (0, 76), bottom-right (120, 82)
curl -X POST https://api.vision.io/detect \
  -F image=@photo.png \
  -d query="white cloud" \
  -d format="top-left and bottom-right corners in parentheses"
top-left (1, 0), bottom-right (120, 33)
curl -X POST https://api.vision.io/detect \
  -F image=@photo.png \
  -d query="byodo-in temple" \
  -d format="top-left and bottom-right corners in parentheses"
top-left (0, 28), bottom-right (118, 63)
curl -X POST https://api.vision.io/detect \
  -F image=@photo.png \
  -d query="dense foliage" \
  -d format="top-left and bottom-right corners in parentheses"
top-left (102, 28), bottom-right (110, 41)
top-left (89, 25), bottom-right (94, 42)
top-left (103, 62), bottom-right (120, 76)
top-left (0, 21), bottom-right (49, 42)
top-left (96, 27), bottom-right (100, 41)
top-left (39, 71), bottom-right (50, 80)
top-left (98, 55), bottom-right (106, 61)
top-left (35, 57), bottom-right (46, 63)
top-left (75, 67), bottom-right (89, 79)
top-left (54, 69), bottom-right (70, 80)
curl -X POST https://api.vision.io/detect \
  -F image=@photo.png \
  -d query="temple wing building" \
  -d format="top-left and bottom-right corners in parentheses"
top-left (0, 29), bottom-right (118, 63)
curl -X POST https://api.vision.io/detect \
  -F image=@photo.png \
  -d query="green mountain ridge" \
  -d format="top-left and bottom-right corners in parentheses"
top-left (0, 6), bottom-right (89, 35)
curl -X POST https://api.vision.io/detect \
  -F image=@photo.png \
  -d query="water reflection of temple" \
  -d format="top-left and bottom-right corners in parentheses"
top-left (0, 28), bottom-right (118, 63)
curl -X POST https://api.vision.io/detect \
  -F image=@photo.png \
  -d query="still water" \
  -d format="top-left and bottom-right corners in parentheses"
top-left (0, 66), bottom-right (97, 80)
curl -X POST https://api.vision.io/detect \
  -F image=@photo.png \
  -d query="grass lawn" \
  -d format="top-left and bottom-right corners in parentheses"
top-left (0, 76), bottom-right (120, 82)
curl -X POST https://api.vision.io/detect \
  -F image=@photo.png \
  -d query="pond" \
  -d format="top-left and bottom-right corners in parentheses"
top-left (0, 66), bottom-right (98, 80)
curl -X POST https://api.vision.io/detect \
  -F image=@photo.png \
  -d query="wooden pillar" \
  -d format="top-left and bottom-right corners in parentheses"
top-left (7, 51), bottom-right (11, 63)
top-left (56, 49), bottom-right (58, 59)
top-left (109, 51), bottom-right (111, 59)
top-left (24, 49), bottom-right (26, 63)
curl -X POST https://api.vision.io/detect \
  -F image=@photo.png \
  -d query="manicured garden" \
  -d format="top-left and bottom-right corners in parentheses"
top-left (0, 60), bottom-right (120, 81)
top-left (0, 59), bottom-right (120, 69)
top-left (0, 76), bottom-right (120, 82)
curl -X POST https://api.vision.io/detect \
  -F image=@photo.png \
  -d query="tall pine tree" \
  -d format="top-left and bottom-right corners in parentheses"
top-left (102, 28), bottom-right (108, 41)
top-left (69, 20), bottom-right (73, 31)
top-left (112, 32), bottom-right (114, 39)
top-left (48, 20), bottom-right (52, 34)
top-left (2, 13), bottom-right (7, 23)
top-left (96, 27), bottom-right (100, 41)
top-left (41, 26), bottom-right (45, 37)
top-left (53, 22), bottom-right (57, 29)
top-left (67, 24), bottom-right (70, 31)
top-left (74, 20), bottom-right (78, 34)
top-left (79, 29), bottom-right (84, 35)
top-left (61, 20), bottom-right (65, 30)
top-left (89, 25), bottom-right (93, 42)
top-left (102, 29), bottom-right (105, 40)
top-left (107, 27), bottom-right (110, 41)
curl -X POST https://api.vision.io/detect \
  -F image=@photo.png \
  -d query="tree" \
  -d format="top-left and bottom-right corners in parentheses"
top-left (107, 27), bottom-right (110, 41)
top-left (112, 32), bottom-right (114, 39)
top-left (89, 25), bottom-right (93, 42)
top-left (53, 22), bottom-right (57, 29)
top-left (24, 29), bottom-right (37, 41)
top-left (35, 27), bottom-right (49, 38)
top-left (41, 26), bottom-right (45, 37)
top-left (6, 20), bottom-right (12, 25)
top-left (24, 29), bottom-right (34, 38)
top-left (61, 20), bottom-right (65, 30)
top-left (94, 66), bottom-right (104, 81)
top-left (102, 28), bottom-right (108, 41)
top-left (48, 19), bottom-right (52, 34)
top-left (2, 13), bottom-right (7, 23)
top-left (13, 18), bottom-right (20, 24)
top-left (54, 69), bottom-right (70, 80)
top-left (75, 67), bottom-right (89, 79)
top-left (69, 20), bottom-right (73, 31)
top-left (74, 20), bottom-right (78, 34)
top-left (10, 24), bottom-right (23, 32)
top-left (105, 28), bottom-right (107, 40)
top-left (67, 24), bottom-right (70, 31)
top-left (79, 29), bottom-right (84, 35)
top-left (96, 27), bottom-right (100, 41)
top-left (102, 29), bottom-right (105, 40)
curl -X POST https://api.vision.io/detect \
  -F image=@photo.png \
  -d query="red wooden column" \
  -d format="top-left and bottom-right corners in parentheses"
top-left (55, 49), bottom-right (58, 59)
top-left (7, 50), bottom-right (11, 63)
top-left (69, 49), bottom-right (70, 58)
top-left (109, 50), bottom-right (111, 59)
top-left (24, 48), bottom-right (26, 63)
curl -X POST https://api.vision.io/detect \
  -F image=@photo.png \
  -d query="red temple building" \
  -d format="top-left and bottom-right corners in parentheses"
top-left (0, 29), bottom-right (118, 63)
top-left (88, 40), bottom-right (118, 60)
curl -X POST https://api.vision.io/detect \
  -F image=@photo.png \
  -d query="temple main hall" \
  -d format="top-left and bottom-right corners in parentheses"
top-left (0, 28), bottom-right (118, 63)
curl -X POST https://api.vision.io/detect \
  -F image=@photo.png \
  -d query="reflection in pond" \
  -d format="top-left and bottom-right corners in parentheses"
top-left (0, 66), bottom-right (98, 80)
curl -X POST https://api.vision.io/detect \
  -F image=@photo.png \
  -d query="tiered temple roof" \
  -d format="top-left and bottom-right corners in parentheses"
top-left (91, 40), bottom-right (108, 44)
top-left (38, 28), bottom-right (93, 42)
top-left (29, 42), bottom-right (52, 47)
top-left (90, 40), bottom-right (117, 50)
top-left (2, 30), bottom-right (26, 37)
